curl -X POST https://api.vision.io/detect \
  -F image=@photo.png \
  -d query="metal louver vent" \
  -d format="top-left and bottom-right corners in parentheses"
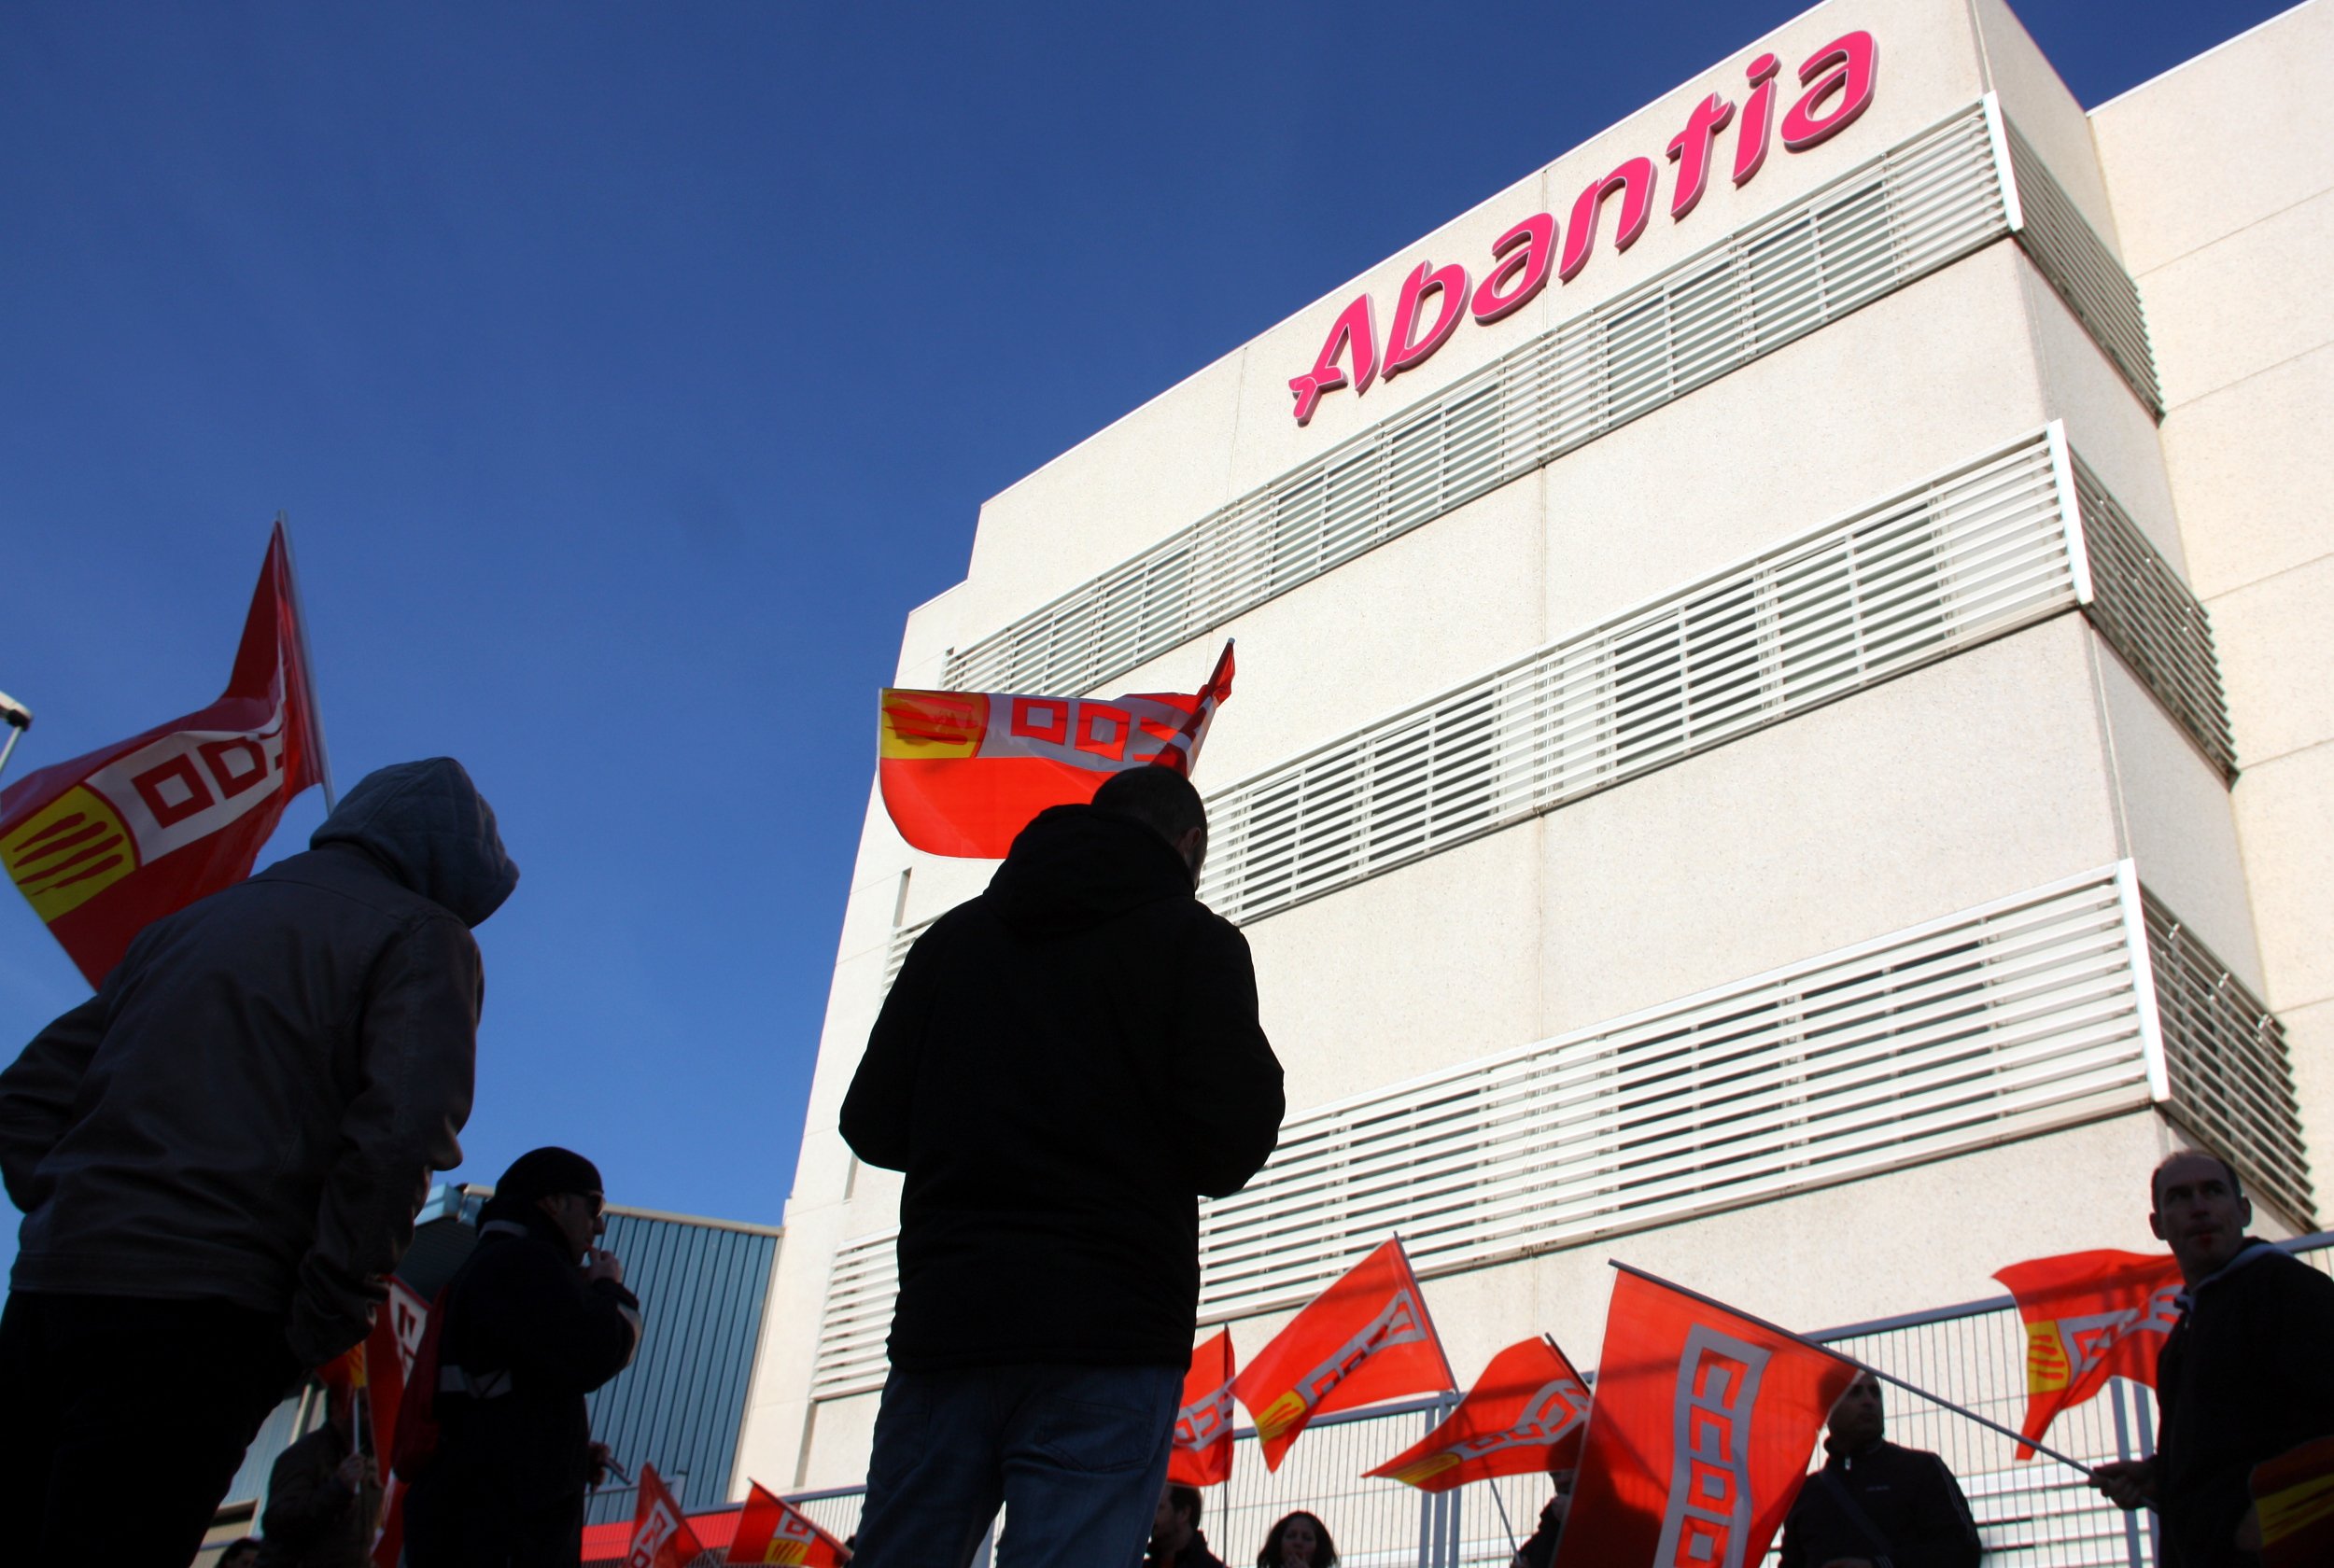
top-left (1195, 430), bottom-right (2078, 927)
top-left (1196, 864), bottom-right (2158, 1320)
top-left (808, 1224), bottom-right (900, 1400)
top-left (2069, 455), bottom-right (2236, 776)
top-left (1999, 117), bottom-right (2163, 416)
top-left (2143, 893), bottom-right (2310, 1224)
top-left (816, 862), bottom-right (2259, 1396)
top-left (882, 428), bottom-right (2233, 984)
top-left (944, 105), bottom-right (2012, 698)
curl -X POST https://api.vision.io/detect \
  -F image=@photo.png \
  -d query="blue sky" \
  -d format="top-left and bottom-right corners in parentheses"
top-left (0, 0), bottom-right (2293, 1271)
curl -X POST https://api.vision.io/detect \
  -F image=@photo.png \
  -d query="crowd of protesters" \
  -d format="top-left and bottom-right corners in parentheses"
top-left (3, 758), bottom-right (2331, 1568)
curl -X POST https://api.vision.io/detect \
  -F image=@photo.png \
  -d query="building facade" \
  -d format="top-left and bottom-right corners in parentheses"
top-left (738, 0), bottom-right (2334, 1556)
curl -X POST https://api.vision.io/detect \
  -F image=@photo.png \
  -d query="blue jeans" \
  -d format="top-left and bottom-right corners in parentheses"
top-left (848, 1361), bottom-right (1182, 1568)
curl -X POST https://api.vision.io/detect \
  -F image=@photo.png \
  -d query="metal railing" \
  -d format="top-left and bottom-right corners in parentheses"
top-left (789, 1238), bottom-right (2333, 1567)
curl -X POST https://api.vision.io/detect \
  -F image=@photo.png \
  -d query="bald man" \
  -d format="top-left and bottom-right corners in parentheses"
top-left (2091, 1152), bottom-right (2334, 1567)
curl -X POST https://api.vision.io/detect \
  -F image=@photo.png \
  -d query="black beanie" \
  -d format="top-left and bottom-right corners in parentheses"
top-left (481, 1146), bottom-right (603, 1224)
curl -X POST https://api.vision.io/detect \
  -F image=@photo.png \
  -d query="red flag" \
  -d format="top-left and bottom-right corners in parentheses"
top-left (1231, 1237), bottom-right (1455, 1471)
top-left (1992, 1249), bottom-right (2182, 1460)
top-left (878, 640), bottom-right (1233, 858)
top-left (370, 1477), bottom-right (407, 1568)
top-left (727, 1480), bottom-right (851, 1565)
top-left (322, 1278), bottom-right (436, 1492)
top-left (0, 522), bottom-right (330, 985)
top-left (1552, 1267), bottom-right (1858, 1568)
top-left (2254, 1435), bottom-right (2334, 1567)
top-left (1368, 1336), bottom-right (1591, 1492)
top-left (629, 1464), bottom-right (709, 1568)
top-left (383, 1278), bottom-right (430, 1385)
top-left (1169, 1329), bottom-right (1238, 1487)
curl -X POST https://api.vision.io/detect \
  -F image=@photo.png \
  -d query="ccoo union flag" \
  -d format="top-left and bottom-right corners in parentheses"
top-left (1169, 1329), bottom-right (1239, 1487)
top-left (628, 1464), bottom-right (708, 1568)
top-left (0, 521), bottom-right (330, 986)
top-left (1992, 1249), bottom-right (2182, 1460)
top-left (878, 640), bottom-right (1232, 858)
top-left (1553, 1267), bottom-right (1858, 1568)
top-left (1232, 1237), bottom-right (1455, 1471)
top-left (727, 1480), bottom-right (850, 1565)
top-left (1368, 1335), bottom-right (1591, 1492)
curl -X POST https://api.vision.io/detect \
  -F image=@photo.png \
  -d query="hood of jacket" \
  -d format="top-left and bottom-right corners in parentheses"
top-left (984, 805), bottom-right (1193, 938)
top-left (311, 757), bottom-right (519, 928)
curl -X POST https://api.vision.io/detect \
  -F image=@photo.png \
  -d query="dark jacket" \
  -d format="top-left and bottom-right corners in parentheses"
top-left (1146, 1532), bottom-right (1230, 1568)
top-left (1778, 1436), bottom-right (1983, 1568)
top-left (1513, 1495), bottom-right (1564, 1568)
top-left (0, 758), bottom-right (516, 1366)
top-left (401, 1208), bottom-right (642, 1568)
top-left (2156, 1239), bottom-right (2334, 1568)
top-left (842, 805), bottom-right (1284, 1370)
top-left (258, 1419), bottom-right (383, 1568)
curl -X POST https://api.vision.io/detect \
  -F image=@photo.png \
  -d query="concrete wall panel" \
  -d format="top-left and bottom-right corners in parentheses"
top-left (2088, 637), bottom-right (2262, 992)
top-left (2091, 0), bottom-right (2334, 275)
top-left (2159, 342), bottom-right (2334, 600)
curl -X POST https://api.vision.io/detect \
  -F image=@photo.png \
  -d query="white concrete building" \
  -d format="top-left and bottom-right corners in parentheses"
top-left (738, 0), bottom-right (2334, 1554)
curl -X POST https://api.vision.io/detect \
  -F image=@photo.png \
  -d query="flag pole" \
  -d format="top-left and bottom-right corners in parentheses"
top-left (274, 511), bottom-right (337, 813)
top-left (1483, 1475), bottom-right (1523, 1561)
top-left (1391, 1233), bottom-right (1460, 1393)
top-left (0, 691), bottom-right (30, 791)
top-left (1610, 1261), bottom-right (2100, 1476)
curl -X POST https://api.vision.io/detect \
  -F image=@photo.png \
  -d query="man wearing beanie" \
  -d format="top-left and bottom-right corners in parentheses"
top-left (0, 757), bottom-right (517, 1565)
top-left (842, 766), bottom-right (1284, 1568)
top-left (402, 1146), bottom-right (643, 1568)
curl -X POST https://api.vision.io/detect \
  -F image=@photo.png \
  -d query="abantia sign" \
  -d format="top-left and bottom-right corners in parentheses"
top-left (1289, 31), bottom-right (1879, 425)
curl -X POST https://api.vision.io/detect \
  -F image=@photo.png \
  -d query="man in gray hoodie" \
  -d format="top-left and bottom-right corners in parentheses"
top-left (0, 757), bottom-right (517, 1567)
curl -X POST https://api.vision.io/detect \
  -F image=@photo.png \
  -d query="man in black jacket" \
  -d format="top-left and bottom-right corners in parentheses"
top-left (2091, 1152), bottom-right (2334, 1566)
top-left (402, 1146), bottom-right (643, 1568)
top-left (1778, 1373), bottom-right (1983, 1568)
top-left (0, 757), bottom-right (515, 1567)
top-left (841, 766), bottom-right (1285, 1568)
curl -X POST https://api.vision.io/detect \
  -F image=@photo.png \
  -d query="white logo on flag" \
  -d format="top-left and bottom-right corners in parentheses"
top-left (1295, 1286), bottom-right (1428, 1408)
top-left (627, 1497), bottom-right (681, 1568)
top-left (86, 709), bottom-right (289, 866)
top-left (1444, 1378), bottom-right (1591, 1463)
top-left (2054, 1283), bottom-right (2182, 1380)
top-left (1653, 1325), bottom-right (1768, 1568)
top-left (1174, 1376), bottom-right (1237, 1451)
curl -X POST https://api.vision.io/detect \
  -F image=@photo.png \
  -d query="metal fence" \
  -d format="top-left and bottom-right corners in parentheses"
top-left (786, 1235), bottom-right (2332, 1567)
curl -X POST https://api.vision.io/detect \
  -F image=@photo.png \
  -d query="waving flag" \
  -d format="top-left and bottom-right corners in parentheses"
top-left (879, 640), bottom-right (1232, 858)
top-left (1553, 1267), bottom-right (1857, 1568)
top-left (1993, 1250), bottom-right (2182, 1459)
top-left (0, 521), bottom-right (330, 985)
top-left (370, 1281), bottom-right (443, 1567)
top-left (1369, 1335), bottom-right (1591, 1491)
top-left (2255, 1435), bottom-right (2334, 1567)
top-left (629, 1464), bottom-right (709, 1568)
top-left (1170, 1329), bottom-right (1239, 1487)
top-left (1233, 1237), bottom-right (1455, 1471)
top-left (324, 1287), bottom-right (424, 1483)
top-left (727, 1480), bottom-right (851, 1566)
